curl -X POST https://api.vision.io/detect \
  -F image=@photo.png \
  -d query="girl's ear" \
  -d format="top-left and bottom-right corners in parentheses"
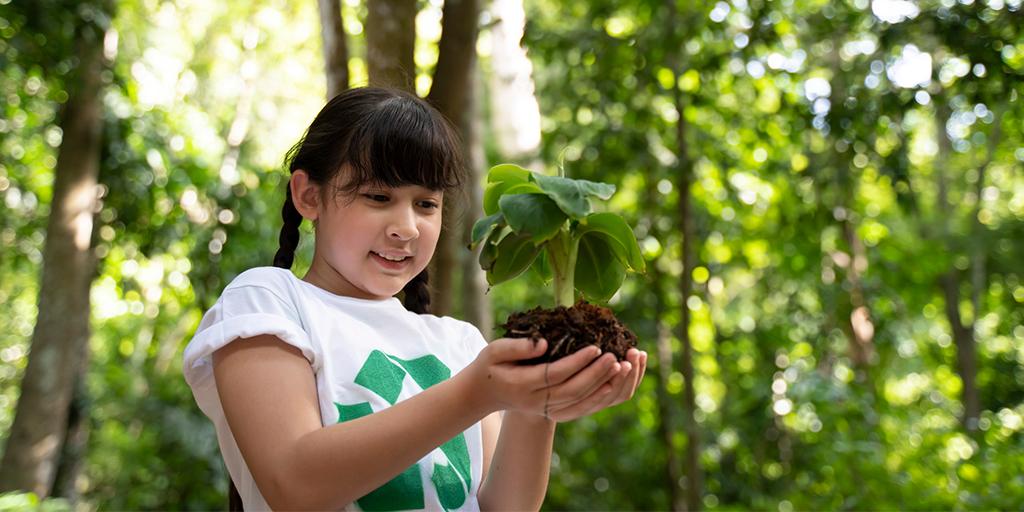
top-left (290, 170), bottom-right (320, 221)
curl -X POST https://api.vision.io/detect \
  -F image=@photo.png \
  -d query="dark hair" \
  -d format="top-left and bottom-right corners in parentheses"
top-left (272, 87), bottom-right (466, 315)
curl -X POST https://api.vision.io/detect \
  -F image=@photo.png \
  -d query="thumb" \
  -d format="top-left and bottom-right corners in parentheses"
top-left (488, 337), bottom-right (547, 363)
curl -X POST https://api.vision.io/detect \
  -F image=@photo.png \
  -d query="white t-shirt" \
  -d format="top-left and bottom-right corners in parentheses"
top-left (183, 267), bottom-right (489, 511)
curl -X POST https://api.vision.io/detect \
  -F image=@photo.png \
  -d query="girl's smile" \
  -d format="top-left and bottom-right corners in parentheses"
top-left (371, 251), bottom-right (414, 269)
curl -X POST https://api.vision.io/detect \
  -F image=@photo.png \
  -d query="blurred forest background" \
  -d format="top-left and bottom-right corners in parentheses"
top-left (1, 0), bottom-right (1023, 510)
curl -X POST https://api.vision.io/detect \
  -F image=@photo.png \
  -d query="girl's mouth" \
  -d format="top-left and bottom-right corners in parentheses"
top-left (371, 251), bottom-right (412, 270)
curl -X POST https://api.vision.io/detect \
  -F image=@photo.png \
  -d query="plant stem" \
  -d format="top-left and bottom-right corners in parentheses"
top-left (548, 231), bottom-right (578, 308)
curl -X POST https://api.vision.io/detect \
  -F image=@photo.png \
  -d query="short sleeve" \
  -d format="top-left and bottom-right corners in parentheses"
top-left (461, 322), bottom-right (489, 357)
top-left (183, 284), bottom-right (321, 390)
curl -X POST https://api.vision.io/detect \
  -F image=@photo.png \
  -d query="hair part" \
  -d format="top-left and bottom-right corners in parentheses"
top-left (272, 87), bottom-right (465, 314)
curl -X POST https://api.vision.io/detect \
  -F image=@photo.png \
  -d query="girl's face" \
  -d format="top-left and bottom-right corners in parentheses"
top-left (294, 171), bottom-right (443, 300)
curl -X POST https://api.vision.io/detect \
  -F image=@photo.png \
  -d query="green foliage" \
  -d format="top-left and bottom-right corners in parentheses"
top-left (0, 0), bottom-right (1022, 509)
top-left (0, 492), bottom-right (70, 512)
top-left (521, 0), bottom-right (1024, 509)
top-left (470, 164), bottom-right (644, 305)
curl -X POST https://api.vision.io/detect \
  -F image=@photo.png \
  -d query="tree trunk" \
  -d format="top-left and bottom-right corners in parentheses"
top-left (674, 112), bottom-right (702, 512)
top-left (318, 0), bottom-right (349, 99)
top-left (50, 377), bottom-right (89, 502)
top-left (458, 64), bottom-right (492, 336)
top-left (427, 0), bottom-right (479, 115)
top-left (0, 24), bottom-right (106, 497)
top-left (652, 256), bottom-right (685, 510)
top-left (941, 272), bottom-right (981, 429)
top-left (366, 0), bottom-right (416, 92)
top-left (841, 219), bottom-right (875, 370)
top-left (826, 33), bottom-right (875, 376)
top-left (656, 319), bottom-right (686, 511)
top-left (664, 14), bottom-right (701, 511)
top-left (426, 0), bottom-right (481, 317)
top-left (934, 98), bottom-right (988, 431)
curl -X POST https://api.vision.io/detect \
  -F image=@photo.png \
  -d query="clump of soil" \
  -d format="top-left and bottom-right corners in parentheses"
top-left (500, 300), bottom-right (638, 364)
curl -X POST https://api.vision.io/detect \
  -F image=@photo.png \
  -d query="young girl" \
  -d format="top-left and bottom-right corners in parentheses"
top-left (183, 87), bottom-right (647, 511)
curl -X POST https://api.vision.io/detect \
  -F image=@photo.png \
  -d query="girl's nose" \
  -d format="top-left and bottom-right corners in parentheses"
top-left (388, 208), bottom-right (419, 241)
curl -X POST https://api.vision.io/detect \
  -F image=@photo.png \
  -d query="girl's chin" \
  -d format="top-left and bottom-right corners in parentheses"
top-left (363, 276), bottom-right (416, 299)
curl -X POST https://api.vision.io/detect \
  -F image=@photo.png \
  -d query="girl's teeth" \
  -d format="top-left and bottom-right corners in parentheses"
top-left (376, 252), bottom-right (407, 261)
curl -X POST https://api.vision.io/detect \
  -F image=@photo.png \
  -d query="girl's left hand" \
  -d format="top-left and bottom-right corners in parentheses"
top-left (545, 348), bottom-right (647, 422)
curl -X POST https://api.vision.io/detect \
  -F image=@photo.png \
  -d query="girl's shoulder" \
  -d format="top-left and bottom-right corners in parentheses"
top-left (225, 266), bottom-right (295, 293)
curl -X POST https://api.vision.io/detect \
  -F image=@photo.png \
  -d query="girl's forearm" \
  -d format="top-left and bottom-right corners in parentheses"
top-left (478, 411), bottom-right (556, 511)
top-left (276, 370), bottom-right (493, 510)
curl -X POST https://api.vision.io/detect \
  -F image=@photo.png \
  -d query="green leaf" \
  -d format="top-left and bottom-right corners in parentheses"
top-left (478, 226), bottom-right (511, 271)
top-left (482, 182), bottom-right (506, 216)
top-left (574, 233), bottom-right (627, 302)
top-left (469, 212), bottom-right (504, 248)
top-left (498, 194), bottom-right (567, 244)
top-left (483, 181), bottom-right (545, 216)
top-left (482, 165), bottom-right (537, 215)
top-left (479, 236), bottom-right (499, 271)
top-left (576, 213), bottom-right (645, 272)
top-left (503, 182), bottom-right (545, 195)
top-left (486, 163), bottom-right (532, 184)
top-left (528, 250), bottom-right (553, 284)
top-left (487, 233), bottom-right (541, 286)
top-left (533, 174), bottom-right (616, 219)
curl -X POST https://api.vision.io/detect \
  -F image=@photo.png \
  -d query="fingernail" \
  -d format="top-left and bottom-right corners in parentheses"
top-left (592, 346), bottom-right (602, 356)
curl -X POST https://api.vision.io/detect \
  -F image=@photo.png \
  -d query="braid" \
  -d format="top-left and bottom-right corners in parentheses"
top-left (402, 269), bottom-right (432, 314)
top-left (273, 184), bottom-right (304, 269)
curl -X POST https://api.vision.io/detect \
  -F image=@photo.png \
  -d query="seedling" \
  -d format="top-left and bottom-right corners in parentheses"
top-left (469, 164), bottom-right (645, 361)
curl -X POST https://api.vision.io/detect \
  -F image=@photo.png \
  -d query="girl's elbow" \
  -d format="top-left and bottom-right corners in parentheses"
top-left (260, 475), bottom-right (302, 510)
top-left (263, 471), bottom-right (359, 511)
top-left (261, 473), bottom-right (324, 511)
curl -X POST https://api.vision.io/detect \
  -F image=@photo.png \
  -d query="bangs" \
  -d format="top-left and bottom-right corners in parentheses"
top-left (336, 95), bottom-right (464, 194)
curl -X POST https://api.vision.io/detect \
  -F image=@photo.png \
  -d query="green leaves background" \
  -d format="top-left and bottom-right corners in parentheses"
top-left (1, 0), bottom-right (1022, 509)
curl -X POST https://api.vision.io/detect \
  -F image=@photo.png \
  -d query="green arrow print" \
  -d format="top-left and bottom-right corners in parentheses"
top-left (336, 350), bottom-right (472, 511)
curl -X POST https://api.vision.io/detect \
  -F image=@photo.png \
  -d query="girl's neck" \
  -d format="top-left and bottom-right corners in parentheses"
top-left (300, 258), bottom-right (393, 302)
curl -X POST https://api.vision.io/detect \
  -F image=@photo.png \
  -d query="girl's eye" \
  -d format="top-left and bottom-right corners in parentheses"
top-left (361, 192), bottom-right (438, 209)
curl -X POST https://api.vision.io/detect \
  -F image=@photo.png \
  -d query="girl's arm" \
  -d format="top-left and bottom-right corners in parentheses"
top-left (477, 348), bottom-right (647, 511)
top-left (477, 412), bottom-right (555, 511)
top-left (212, 334), bottom-right (615, 510)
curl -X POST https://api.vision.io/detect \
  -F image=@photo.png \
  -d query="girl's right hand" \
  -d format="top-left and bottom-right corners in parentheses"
top-left (464, 337), bottom-right (620, 419)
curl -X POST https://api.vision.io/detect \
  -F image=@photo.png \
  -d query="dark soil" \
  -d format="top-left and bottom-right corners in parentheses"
top-left (500, 300), bottom-right (638, 364)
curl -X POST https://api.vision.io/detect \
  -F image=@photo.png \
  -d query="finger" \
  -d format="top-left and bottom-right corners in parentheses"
top-left (636, 351), bottom-right (648, 390)
top-left (569, 355), bottom-right (621, 401)
top-left (608, 351), bottom-right (641, 406)
top-left (489, 337), bottom-right (547, 363)
top-left (549, 352), bottom-right (642, 420)
top-left (546, 354), bottom-right (619, 406)
top-left (581, 355), bottom-right (634, 411)
top-left (547, 380), bottom-right (616, 422)
top-left (623, 350), bottom-right (644, 400)
top-left (534, 345), bottom-right (603, 385)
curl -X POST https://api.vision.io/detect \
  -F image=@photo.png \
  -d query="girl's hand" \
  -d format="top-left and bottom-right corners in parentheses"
top-left (544, 347), bottom-right (647, 422)
top-left (466, 338), bottom-right (619, 418)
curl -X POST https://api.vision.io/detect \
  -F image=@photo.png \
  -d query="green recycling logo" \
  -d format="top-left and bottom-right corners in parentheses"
top-left (335, 350), bottom-right (471, 511)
